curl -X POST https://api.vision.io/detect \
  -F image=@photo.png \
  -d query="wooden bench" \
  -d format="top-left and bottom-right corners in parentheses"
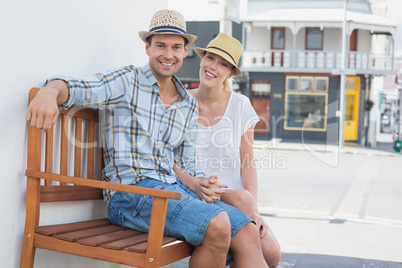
top-left (20, 88), bottom-right (193, 268)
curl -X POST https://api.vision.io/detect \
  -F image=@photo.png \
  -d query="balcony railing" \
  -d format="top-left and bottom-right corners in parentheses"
top-left (242, 50), bottom-right (393, 73)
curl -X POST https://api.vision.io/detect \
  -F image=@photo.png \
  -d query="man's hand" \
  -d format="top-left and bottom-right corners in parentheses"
top-left (25, 80), bottom-right (69, 132)
top-left (196, 176), bottom-right (228, 203)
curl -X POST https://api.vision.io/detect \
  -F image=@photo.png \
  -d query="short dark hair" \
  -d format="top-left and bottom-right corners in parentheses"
top-left (146, 35), bottom-right (188, 46)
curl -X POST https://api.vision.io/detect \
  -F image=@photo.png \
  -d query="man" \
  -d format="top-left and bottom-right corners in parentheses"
top-left (25, 9), bottom-right (267, 267)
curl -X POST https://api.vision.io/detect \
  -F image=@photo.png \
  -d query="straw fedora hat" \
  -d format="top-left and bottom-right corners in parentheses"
top-left (194, 33), bottom-right (243, 76)
top-left (138, 9), bottom-right (197, 45)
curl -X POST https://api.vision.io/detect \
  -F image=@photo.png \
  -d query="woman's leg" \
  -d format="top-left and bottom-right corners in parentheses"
top-left (222, 190), bottom-right (281, 267)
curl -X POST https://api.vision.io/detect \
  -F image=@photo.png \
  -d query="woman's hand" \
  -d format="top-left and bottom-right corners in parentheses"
top-left (196, 176), bottom-right (227, 203)
top-left (254, 213), bottom-right (269, 239)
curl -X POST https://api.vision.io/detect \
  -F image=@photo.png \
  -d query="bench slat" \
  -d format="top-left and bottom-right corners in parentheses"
top-left (128, 236), bottom-right (179, 253)
top-left (87, 120), bottom-right (95, 179)
top-left (74, 117), bottom-right (83, 178)
top-left (40, 185), bottom-right (103, 202)
top-left (60, 114), bottom-right (69, 186)
top-left (45, 128), bottom-right (54, 185)
top-left (60, 107), bottom-right (99, 122)
top-left (55, 224), bottom-right (126, 242)
top-left (101, 233), bottom-right (149, 250)
top-left (35, 218), bottom-right (110, 236)
top-left (79, 229), bottom-right (142, 247)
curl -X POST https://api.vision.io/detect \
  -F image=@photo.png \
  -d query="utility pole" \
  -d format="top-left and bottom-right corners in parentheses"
top-left (339, 0), bottom-right (348, 149)
top-left (220, 0), bottom-right (232, 36)
top-left (399, 83), bottom-right (402, 139)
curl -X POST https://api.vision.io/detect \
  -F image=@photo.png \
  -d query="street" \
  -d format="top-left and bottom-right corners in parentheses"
top-left (164, 143), bottom-right (402, 268)
top-left (256, 146), bottom-right (402, 267)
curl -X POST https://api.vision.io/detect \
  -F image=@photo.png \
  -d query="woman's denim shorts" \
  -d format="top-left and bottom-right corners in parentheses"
top-left (107, 178), bottom-right (252, 247)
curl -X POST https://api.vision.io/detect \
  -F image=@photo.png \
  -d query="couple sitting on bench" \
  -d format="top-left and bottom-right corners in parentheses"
top-left (23, 9), bottom-right (280, 268)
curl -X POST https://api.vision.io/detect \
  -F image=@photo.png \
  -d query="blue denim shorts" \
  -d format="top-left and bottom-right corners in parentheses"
top-left (107, 178), bottom-right (251, 247)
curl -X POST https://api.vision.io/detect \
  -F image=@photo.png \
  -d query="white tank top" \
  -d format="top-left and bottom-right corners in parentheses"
top-left (195, 91), bottom-right (259, 189)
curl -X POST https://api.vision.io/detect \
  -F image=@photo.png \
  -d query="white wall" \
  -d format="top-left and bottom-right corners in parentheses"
top-left (245, 27), bottom-right (270, 51)
top-left (0, 0), bottom-right (166, 267)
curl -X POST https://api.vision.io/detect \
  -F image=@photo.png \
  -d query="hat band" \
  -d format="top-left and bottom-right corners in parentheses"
top-left (150, 26), bottom-right (187, 35)
top-left (207, 46), bottom-right (236, 65)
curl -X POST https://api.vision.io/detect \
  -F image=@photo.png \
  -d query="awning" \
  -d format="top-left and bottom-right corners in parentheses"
top-left (244, 8), bottom-right (396, 35)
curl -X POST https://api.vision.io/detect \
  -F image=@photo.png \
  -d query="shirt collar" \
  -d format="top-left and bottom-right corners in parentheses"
top-left (140, 63), bottom-right (191, 102)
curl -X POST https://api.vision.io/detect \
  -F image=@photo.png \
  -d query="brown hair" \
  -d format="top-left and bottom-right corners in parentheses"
top-left (146, 35), bottom-right (188, 46)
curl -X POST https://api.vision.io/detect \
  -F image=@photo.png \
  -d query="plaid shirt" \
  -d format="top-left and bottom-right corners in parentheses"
top-left (53, 63), bottom-right (204, 202)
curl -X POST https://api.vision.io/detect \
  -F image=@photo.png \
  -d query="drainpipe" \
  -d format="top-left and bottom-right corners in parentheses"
top-left (292, 22), bottom-right (297, 67)
top-left (391, 36), bottom-right (395, 70)
top-left (339, 0), bottom-right (347, 149)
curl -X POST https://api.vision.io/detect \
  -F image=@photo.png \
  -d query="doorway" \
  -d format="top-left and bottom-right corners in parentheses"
top-left (250, 80), bottom-right (271, 135)
top-left (344, 76), bottom-right (360, 141)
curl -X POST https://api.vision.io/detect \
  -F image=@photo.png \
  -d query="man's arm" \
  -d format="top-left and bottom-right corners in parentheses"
top-left (26, 80), bottom-right (69, 132)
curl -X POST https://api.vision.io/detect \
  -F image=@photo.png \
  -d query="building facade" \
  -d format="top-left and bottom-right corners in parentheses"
top-left (242, 0), bottom-right (396, 145)
top-left (175, 0), bottom-right (396, 146)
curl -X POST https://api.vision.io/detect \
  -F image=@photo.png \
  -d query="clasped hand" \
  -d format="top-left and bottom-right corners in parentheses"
top-left (195, 176), bottom-right (227, 203)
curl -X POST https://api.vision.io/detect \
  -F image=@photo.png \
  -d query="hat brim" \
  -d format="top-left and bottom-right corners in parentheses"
top-left (138, 31), bottom-right (197, 45)
top-left (194, 47), bottom-right (242, 76)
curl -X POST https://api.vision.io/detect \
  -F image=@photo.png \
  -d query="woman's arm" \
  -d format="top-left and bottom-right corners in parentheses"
top-left (173, 163), bottom-right (227, 203)
top-left (240, 126), bottom-right (271, 238)
top-left (240, 127), bottom-right (259, 212)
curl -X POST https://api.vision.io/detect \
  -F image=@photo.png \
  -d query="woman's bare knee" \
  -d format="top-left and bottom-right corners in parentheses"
top-left (223, 190), bottom-right (255, 218)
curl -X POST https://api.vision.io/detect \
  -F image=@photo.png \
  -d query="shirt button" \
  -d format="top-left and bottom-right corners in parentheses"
top-left (160, 130), bottom-right (163, 133)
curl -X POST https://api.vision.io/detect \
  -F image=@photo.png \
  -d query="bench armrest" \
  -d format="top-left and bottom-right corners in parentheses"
top-left (25, 169), bottom-right (181, 200)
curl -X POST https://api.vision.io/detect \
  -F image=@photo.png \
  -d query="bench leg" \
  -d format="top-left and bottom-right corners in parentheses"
top-left (20, 177), bottom-right (40, 268)
top-left (20, 232), bottom-right (35, 268)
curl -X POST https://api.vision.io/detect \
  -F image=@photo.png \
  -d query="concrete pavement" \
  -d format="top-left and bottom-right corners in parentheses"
top-left (163, 134), bottom-right (402, 268)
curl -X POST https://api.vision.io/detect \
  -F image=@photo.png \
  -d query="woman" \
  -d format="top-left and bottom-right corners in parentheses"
top-left (174, 33), bottom-right (281, 267)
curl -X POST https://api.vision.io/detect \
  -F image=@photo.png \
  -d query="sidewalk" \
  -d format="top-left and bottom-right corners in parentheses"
top-left (253, 134), bottom-right (401, 158)
top-left (259, 210), bottom-right (402, 268)
top-left (164, 134), bottom-right (402, 268)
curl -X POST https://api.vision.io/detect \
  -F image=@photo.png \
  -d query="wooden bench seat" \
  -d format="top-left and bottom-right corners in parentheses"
top-left (20, 88), bottom-right (193, 268)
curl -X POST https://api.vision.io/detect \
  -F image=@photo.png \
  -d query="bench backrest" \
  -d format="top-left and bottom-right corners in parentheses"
top-left (28, 88), bottom-right (104, 203)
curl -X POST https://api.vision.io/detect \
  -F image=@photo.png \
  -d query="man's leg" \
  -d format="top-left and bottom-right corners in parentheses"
top-left (107, 179), bottom-right (232, 267)
top-left (189, 211), bottom-right (231, 268)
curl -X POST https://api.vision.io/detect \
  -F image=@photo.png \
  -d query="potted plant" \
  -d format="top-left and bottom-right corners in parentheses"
top-left (366, 99), bottom-right (374, 111)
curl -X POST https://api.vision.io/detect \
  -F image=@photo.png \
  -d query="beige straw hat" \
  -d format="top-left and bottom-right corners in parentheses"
top-left (194, 33), bottom-right (243, 76)
top-left (138, 9), bottom-right (197, 45)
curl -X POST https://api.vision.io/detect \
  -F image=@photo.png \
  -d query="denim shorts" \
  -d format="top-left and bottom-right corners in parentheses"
top-left (107, 178), bottom-right (252, 247)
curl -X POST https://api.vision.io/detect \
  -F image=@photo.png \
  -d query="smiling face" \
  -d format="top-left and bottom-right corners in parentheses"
top-left (146, 34), bottom-right (188, 82)
top-left (199, 52), bottom-right (235, 89)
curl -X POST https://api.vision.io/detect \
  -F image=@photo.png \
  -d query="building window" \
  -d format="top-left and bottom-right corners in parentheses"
top-left (272, 27), bottom-right (285, 49)
top-left (300, 77), bottom-right (314, 91)
top-left (315, 77), bottom-right (329, 91)
top-left (251, 80), bottom-right (271, 99)
top-left (284, 76), bottom-right (328, 131)
top-left (286, 76), bottom-right (299, 91)
top-left (306, 27), bottom-right (323, 50)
